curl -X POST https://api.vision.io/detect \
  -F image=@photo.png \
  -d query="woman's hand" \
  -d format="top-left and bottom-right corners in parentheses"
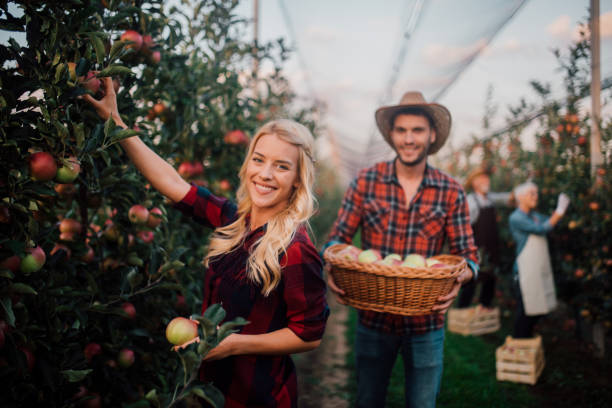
top-left (203, 334), bottom-right (239, 361)
top-left (431, 264), bottom-right (473, 314)
top-left (81, 77), bottom-right (126, 128)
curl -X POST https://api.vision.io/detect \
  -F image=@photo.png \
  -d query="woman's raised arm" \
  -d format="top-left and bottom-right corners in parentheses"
top-left (82, 77), bottom-right (190, 203)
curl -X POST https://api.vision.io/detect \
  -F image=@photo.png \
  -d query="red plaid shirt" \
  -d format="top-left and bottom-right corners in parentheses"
top-left (326, 160), bottom-right (478, 334)
top-left (175, 185), bottom-right (329, 408)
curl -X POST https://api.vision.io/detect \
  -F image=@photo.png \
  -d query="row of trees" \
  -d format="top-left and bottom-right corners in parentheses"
top-left (439, 31), bottom-right (611, 333)
top-left (0, 0), bottom-right (318, 406)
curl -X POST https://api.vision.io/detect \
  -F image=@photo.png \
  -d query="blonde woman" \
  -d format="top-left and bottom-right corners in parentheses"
top-left (84, 78), bottom-right (329, 407)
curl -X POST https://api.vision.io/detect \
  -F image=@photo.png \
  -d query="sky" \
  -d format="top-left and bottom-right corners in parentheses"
top-left (234, 0), bottom-right (612, 183)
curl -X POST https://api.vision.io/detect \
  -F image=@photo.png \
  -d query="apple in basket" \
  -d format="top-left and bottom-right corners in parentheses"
top-left (337, 245), bottom-right (361, 261)
top-left (402, 253), bottom-right (426, 268)
top-left (380, 253), bottom-right (402, 265)
top-left (358, 249), bottom-right (382, 263)
top-left (426, 257), bottom-right (447, 268)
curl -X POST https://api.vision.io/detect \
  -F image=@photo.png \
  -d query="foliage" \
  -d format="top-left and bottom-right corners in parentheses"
top-left (0, 0), bottom-right (318, 406)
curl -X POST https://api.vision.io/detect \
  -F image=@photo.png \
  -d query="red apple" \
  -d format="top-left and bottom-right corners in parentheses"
top-left (224, 130), bottom-right (249, 146)
top-left (60, 218), bottom-right (82, 234)
top-left (29, 152), bottom-right (57, 181)
top-left (19, 346), bottom-right (35, 372)
top-left (191, 161), bottom-right (204, 177)
top-left (175, 294), bottom-right (187, 310)
top-left (141, 34), bottom-right (154, 52)
top-left (128, 204), bottom-right (149, 224)
top-left (81, 71), bottom-right (101, 95)
top-left (166, 317), bottom-right (199, 346)
top-left (50, 243), bottom-right (71, 260)
top-left (0, 255), bottom-right (21, 273)
top-left (20, 246), bottom-right (46, 274)
top-left (117, 348), bottom-right (135, 368)
top-left (219, 179), bottom-right (231, 192)
top-left (81, 245), bottom-right (95, 263)
top-left (149, 50), bottom-right (161, 64)
top-left (152, 102), bottom-right (166, 116)
top-left (121, 302), bottom-right (136, 319)
top-left (137, 230), bottom-right (154, 244)
top-left (120, 30), bottom-right (143, 51)
top-left (178, 162), bottom-right (194, 179)
top-left (55, 183), bottom-right (77, 198)
top-left (146, 207), bottom-right (163, 228)
top-left (83, 342), bottom-right (102, 362)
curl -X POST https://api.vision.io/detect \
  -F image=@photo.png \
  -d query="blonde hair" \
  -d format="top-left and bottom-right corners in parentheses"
top-left (204, 119), bottom-right (317, 296)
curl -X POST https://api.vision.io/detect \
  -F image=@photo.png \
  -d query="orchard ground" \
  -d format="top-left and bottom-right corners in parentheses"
top-left (295, 282), bottom-right (612, 407)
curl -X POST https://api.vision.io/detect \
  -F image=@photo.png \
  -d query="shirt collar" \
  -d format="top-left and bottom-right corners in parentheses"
top-left (382, 159), bottom-right (443, 188)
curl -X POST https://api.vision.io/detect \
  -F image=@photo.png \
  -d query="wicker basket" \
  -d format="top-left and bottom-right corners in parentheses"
top-left (323, 244), bottom-right (466, 316)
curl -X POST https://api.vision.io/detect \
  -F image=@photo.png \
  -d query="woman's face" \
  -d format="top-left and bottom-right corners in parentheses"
top-left (245, 133), bottom-right (300, 222)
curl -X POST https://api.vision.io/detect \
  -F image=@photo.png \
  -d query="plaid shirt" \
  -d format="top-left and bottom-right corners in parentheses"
top-left (326, 160), bottom-right (478, 335)
top-left (175, 185), bottom-right (329, 408)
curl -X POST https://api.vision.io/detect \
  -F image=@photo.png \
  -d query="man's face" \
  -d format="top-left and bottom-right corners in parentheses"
top-left (472, 174), bottom-right (490, 195)
top-left (390, 114), bottom-right (436, 167)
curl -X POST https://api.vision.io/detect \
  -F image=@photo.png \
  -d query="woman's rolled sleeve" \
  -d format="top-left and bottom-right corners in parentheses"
top-left (173, 184), bottom-right (237, 228)
top-left (282, 241), bottom-right (330, 342)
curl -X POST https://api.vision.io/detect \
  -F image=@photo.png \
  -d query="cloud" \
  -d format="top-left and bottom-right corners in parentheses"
top-left (547, 15), bottom-right (571, 38)
top-left (423, 39), bottom-right (487, 67)
top-left (304, 25), bottom-right (341, 42)
top-left (547, 12), bottom-right (612, 43)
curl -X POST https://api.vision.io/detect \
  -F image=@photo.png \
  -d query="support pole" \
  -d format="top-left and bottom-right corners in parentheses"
top-left (590, 0), bottom-right (603, 178)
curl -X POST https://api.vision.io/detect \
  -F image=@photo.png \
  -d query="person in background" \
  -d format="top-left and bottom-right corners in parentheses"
top-left (324, 91), bottom-right (479, 408)
top-left (84, 77), bottom-right (329, 407)
top-left (457, 167), bottom-right (511, 311)
top-left (509, 181), bottom-right (569, 338)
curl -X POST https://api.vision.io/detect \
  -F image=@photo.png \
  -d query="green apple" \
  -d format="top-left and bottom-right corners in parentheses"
top-left (402, 253), bottom-right (426, 268)
top-left (165, 317), bottom-right (199, 346)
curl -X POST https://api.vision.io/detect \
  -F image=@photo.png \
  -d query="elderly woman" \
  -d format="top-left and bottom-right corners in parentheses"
top-left (509, 181), bottom-right (569, 338)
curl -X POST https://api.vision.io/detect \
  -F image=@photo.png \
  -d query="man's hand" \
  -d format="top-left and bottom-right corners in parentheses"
top-left (325, 264), bottom-right (348, 305)
top-left (431, 264), bottom-right (473, 314)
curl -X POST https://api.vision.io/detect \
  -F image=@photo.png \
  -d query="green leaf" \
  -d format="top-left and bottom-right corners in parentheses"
top-left (217, 317), bottom-right (249, 341)
top-left (192, 383), bottom-right (225, 408)
top-left (0, 297), bottom-right (15, 326)
top-left (110, 128), bottom-right (139, 144)
top-left (104, 116), bottom-right (115, 138)
top-left (203, 303), bottom-right (226, 326)
top-left (144, 389), bottom-right (160, 408)
top-left (61, 369), bottom-right (93, 382)
top-left (109, 40), bottom-right (129, 62)
top-left (97, 65), bottom-right (133, 78)
top-left (0, 270), bottom-right (14, 279)
top-left (74, 122), bottom-right (85, 148)
top-left (89, 34), bottom-right (106, 65)
top-left (9, 283), bottom-right (38, 295)
top-left (54, 62), bottom-right (66, 84)
top-left (181, 350), bottom-right (201, 377)
top-left (197, 340), bottom-right (213, 357)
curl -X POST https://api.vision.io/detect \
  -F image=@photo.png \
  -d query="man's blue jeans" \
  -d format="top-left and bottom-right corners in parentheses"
top-left (355, 322), bottom-right (444, 408)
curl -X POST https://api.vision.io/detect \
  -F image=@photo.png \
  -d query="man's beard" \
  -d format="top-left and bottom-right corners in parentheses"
top-left (396, 143), bottom-right (430, 167)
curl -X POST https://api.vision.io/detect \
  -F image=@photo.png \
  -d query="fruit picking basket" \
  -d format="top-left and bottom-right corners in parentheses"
top-left (323, 244), bottom-right (466, 316)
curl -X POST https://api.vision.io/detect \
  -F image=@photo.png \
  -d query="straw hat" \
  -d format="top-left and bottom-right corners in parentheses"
top-left (464, 167), bottom-right (492, 191)
top-left (375, 91), bottom-right (452, 155)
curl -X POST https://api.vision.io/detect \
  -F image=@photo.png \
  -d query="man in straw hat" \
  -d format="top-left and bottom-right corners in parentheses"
top-left (456, 166), bottom-right (511, 312)
top-left (324, 91), bottom-right (479, 408)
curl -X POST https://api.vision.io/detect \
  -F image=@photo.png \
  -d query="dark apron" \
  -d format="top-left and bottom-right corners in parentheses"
top-left (472, 198), bottom-right (501, 270)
